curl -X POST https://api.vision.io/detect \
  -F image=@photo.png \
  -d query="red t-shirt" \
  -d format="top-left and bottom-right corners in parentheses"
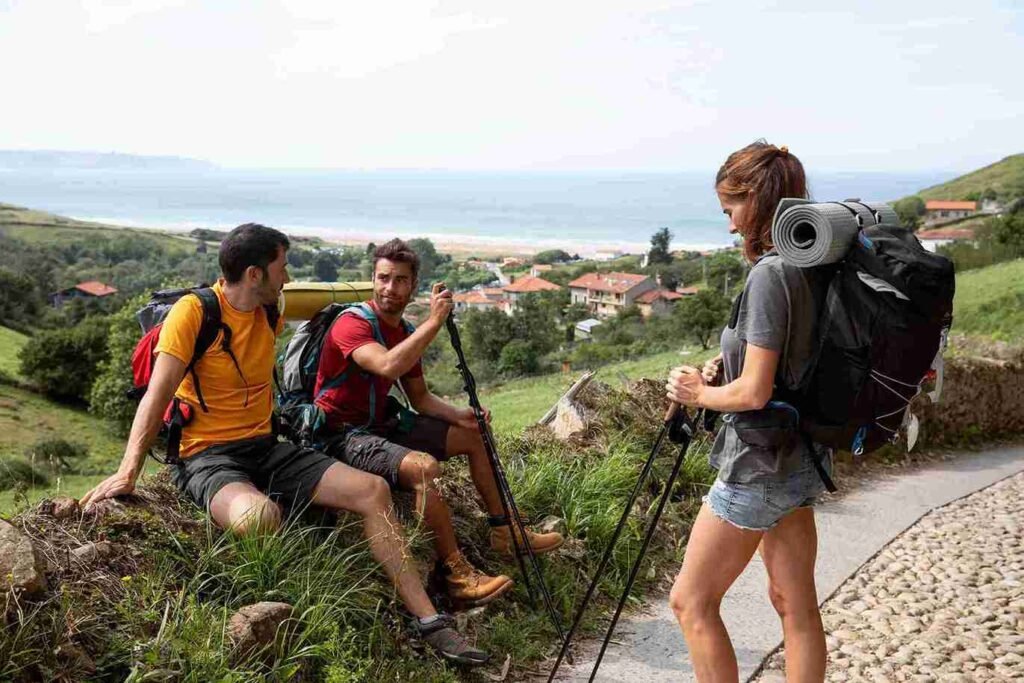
top-left (314, 303), bottom-right (422, 429)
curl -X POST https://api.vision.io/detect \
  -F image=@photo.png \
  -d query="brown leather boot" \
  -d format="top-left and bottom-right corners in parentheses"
top-left (444, 551), bottom-right (514, 607)
top-left (489, 517), bottom-right (565, 558)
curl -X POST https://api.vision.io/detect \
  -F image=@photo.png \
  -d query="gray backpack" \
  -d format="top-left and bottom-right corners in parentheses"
top-left (277, 302), bottom-right (414, 445)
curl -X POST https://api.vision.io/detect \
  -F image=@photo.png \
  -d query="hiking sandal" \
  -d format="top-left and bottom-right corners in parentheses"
top-left (409, 613), bottom-right (490, 667)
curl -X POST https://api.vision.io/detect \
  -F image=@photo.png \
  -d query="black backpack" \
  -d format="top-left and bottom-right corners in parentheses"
top-left (777, 223), bottom-right (955, 488)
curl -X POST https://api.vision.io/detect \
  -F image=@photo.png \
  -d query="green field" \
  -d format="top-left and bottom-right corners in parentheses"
top-left (486, 347), bottom-right (716, 433)
top-left (0, 202), bottom-right (195, 252)
top-left (0, 326), bottom-right (27, 380)
top-left (952, 257), bottom-right (1024, 341)
top-left (912, 153), bottom-right (1024, 202)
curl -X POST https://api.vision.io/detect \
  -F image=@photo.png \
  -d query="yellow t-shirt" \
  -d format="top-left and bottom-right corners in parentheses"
top-left (154, 282), bottom-right (283, 458)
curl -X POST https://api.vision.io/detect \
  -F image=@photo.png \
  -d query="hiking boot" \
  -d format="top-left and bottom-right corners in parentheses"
top-left (443, 551), bottom-right (514, 607)
top-left (489, 516), bottom-right (564, 558)
top-left (410, 613), bottom-right (490, 666)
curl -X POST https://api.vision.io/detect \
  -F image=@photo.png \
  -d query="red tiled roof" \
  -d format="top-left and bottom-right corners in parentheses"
top-left (635, 288), bottom-right (685, 304)
top-left (454, 291), bottom-right (497, 305)
top-left (502, 276), bottom-right (562, 293)
top-left (677, 286), bottom-right (700, 295)
top-left (567, 271), bottom-right (650, 294)
top-left (75, 281), bottom-right (118, 297)
top-left (925, 200), bottom-right (977, 211)
top-left (531, 264), bottom-right (553, 271)
top-left (918, 228), bottom-right (975, 240)
top-left (481, 287), bottom-right (506, 299)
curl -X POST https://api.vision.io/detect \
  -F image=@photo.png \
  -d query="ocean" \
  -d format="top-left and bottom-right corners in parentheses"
top-left (0, 167), bottom-right (951, 254)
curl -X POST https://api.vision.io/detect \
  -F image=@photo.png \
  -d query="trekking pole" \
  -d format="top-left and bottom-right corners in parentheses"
top-left (586, 405), bottom-right (694, 682)
top-left (545, 402), bottom-right (682, 682)
top-left (545, 404), bottom-right (696, 682)
top-left (441, 302), bottom-right (569, 649)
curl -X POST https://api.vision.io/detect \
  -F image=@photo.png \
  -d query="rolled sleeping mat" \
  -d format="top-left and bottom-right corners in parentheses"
top-left (772, 200), bottom-right (900, 267)
top-left (279, 281), bottom-right (373, 321)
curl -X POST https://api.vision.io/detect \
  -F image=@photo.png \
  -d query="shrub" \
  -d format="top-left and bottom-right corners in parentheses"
top-left (90, 293), bottom-right (149, 434)
top-left (24, 438), bottom-right (89, 475)
top-left (18, 316), bottom-right (111, 401)
top-left (0, 455), bottom-right (51, 490)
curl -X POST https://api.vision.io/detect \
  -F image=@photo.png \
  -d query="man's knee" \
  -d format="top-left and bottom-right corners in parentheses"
top-left (228, 496), bottom-right (282, 536)
top-left (406, 452), bottom-right (441, 490)
top-left (354, 475), bottom-right (393, 516)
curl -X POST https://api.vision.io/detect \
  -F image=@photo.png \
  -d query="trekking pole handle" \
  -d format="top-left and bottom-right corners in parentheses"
top-left (665, 401), bottom-right (679, 422)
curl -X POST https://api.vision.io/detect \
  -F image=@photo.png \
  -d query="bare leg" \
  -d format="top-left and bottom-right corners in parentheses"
top-left (208, 482), bottom-right (282, 536)
top-left (669, 504), bottom-right (763, 683)
top-left (396, 451), bottom-right (459, 559)
top-left (446, 424), bottom-right (503, 517)
top-left (312, 461), bottom-right (436, 619)
top-left (760, 507), bottom-right (826, 683)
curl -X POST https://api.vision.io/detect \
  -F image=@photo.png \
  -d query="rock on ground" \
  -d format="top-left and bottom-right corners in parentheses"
top-left (0, 518), bottom-right (48, 594)
top-left (227, 601), bottom-right (294, 655)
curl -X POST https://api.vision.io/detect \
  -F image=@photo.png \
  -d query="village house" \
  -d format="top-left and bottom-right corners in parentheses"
top-left (916, 227), bottom-right (976, 253)
top-left (574, 317), bottom-right (603, 340)
top-left (529, 264), bottom-right (553, 277)
top-left (568, 271), bottom-right (657, 318)
top-left (924, 200), bottom-right (977, 226)
top-left (48, 280), bottom-right (119, 307)
top-left (634, 288), bottom-right (685, 317)
top-left (501, 275), bottom-right (561, 313)
top-left (452, 290), bottom-right (504, 313)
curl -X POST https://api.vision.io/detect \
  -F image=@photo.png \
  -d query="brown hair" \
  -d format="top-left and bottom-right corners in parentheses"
top-left (373, 238), bottom-right (421, 280)
top-left (715, 140), bottom-right (807, 261)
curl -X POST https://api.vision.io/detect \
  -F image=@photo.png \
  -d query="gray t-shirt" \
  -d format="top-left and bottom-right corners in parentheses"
top-left (709, 253), bottom-right (822, 483)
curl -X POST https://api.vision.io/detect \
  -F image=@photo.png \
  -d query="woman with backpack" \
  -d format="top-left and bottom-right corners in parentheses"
top-left (665, 141), bottom-right (830, 682)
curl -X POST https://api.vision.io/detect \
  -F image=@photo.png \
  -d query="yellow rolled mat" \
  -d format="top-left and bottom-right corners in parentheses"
top-left (280, 281), bottom-right (373, 321)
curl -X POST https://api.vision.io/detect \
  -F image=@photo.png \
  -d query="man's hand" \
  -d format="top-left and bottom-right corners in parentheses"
top-left (454, 406), bottom-right (489, 431)
top-left (80, 469), bottom-right (138, 509)
top-left (666, 365), bottom-right (707, 408)
top-left (428, 282), bottom-right (454, 324)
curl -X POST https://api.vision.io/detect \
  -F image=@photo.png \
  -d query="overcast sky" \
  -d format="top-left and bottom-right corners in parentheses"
top-left (1, 0), bottom-right (1021, 172)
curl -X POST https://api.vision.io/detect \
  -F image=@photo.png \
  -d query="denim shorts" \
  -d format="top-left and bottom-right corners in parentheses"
top-left (703, 452), bottom-right (833, 531)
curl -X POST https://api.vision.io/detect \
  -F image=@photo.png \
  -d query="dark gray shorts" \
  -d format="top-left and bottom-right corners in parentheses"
top-left (171, 436), bottom-right (336, 512)
top-left (322, 414), bottom-right (451, 488)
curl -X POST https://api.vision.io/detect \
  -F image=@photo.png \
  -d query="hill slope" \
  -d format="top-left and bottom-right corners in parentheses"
top-left (0, 326), bottom-right (27, 380)
top-left (914, 153), bottom-right (1024, 202)
top-left (0, 202), bottom-right (195, 251)
top-left (952, 257), bottom-right (1024, 342)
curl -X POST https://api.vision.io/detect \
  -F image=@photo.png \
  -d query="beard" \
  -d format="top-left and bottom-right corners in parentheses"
top-left (375, 291), bottom-right (409, 315)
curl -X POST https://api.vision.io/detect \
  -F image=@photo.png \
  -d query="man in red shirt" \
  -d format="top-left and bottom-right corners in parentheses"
top-left (316, 239), bottom-right (564, 607)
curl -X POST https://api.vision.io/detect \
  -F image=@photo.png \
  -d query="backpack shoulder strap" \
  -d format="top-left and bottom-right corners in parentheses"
top-left (263, 304), bottom-right (281, 333)
top-left (187, 287), bottom-right (223, 412)
top-left (344, 302), bottom-right (387, 345)
top-left (190, 288), bottom-right (223, 361)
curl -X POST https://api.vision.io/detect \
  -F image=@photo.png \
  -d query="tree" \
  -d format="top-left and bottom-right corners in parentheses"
top-left (407, 238), bottom-right (450, 286)
top-left (706, 251), bottom-right (746, 295)
top-left (893, 196), bottom-right (926, 231)
top-left (464, 308), bottom-right (514, 363)
top-left (498, 340), bottom-right (539, 376)
top-left (648, 227), bottom-right (673, 265)
top-left (0, 267), bottom-right (39, 331)
top-left (90, 294), bottom-right (148, 433)
top-left (20, 316), bottom-right (111, 401)
top-left (533, 249), bottom-right (571, 265)
top-left (673, 289), bottom-right (731, 349)
top-left (313, 251), bottom-right (339, 282)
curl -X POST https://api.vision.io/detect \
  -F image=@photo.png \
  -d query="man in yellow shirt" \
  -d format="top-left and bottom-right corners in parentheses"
top-left (81, 224), bottom-right (489, 666)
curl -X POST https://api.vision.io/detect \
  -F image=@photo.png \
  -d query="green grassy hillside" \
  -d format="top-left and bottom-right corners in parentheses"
top-left (0, 326), bottom-right (27, 380)
top-left (952, 257), bottom-right (1024, 342)
top-left (0, 202), bottom-right (195, 252)
top-left (915, 153), bottom-right (1024, 202)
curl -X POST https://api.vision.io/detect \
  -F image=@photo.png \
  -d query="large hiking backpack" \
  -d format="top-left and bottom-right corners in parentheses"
top-left (277, 302), bottom-right (415, 446)
top-left (129, 286), bottom-right (279, 463)
top-left (777, 206), bottom-right (955, 475)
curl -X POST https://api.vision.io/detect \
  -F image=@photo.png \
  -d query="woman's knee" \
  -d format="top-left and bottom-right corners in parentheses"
top-left (668, 581), bottom-right (719, 625)
top-left (767, 579), bottom-right (819, 622)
